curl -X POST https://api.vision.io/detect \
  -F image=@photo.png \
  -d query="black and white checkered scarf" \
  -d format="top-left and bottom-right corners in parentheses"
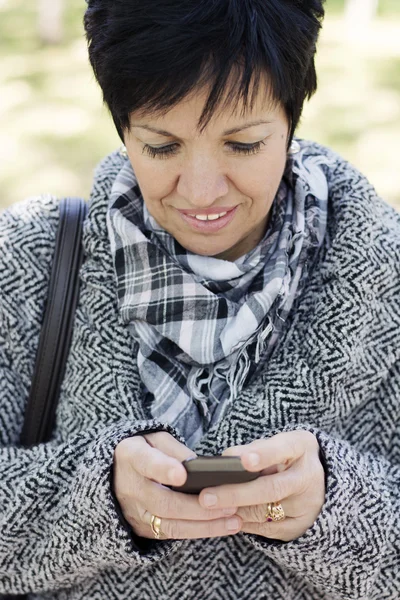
top-left (106, 146), bottom-right (328, 448)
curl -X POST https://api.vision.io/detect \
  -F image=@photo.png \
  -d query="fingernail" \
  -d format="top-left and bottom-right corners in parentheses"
top-left (203, 493), bottom-right (217, 507)
top-left (247, 453), bottom-right (260, 467)
top-left (223, 508), bottom-right (237, 516)
top-left (226, 517), bottom-right (240, 531)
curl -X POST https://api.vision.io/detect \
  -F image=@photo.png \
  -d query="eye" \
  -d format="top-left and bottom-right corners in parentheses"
top-left (227, 141), bottom-right (266, 155)
top-left (142, 144), bottom-right (179, 159)
top-left (142, 140), bottom-right (266, 159)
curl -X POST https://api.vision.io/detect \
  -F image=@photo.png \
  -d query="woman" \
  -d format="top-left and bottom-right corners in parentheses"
top-left (0, 0), bottom-right (399, 599)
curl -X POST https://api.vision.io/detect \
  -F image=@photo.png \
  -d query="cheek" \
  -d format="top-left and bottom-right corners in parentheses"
top-left (130, 160), bottom-right (176, 209)
top-left (233, 159), bottom-right (285, 212)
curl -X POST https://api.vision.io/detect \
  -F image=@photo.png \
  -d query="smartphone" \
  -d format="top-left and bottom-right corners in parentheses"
top-left (171, 456), bottom-right (261, 494)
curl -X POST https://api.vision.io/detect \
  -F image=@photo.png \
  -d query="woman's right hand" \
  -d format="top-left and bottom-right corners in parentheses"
top-left (113, 431), bottom-right (241, 540)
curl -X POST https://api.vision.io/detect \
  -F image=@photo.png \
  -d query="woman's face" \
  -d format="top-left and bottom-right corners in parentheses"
top-left (124, 86), bottom-right (289, 261)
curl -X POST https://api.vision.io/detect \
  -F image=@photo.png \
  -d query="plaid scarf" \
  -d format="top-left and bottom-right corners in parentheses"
top-left (106, 146), bottom-right (328, 448)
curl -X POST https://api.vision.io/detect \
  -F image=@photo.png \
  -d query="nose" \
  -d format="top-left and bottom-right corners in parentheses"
top-left (177, 155), bottom-right (229, 208)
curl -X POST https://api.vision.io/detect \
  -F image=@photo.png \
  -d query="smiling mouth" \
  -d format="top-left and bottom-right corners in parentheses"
top-left (177, 206), bottom-right (238, 232)
top-left (187, 211), bottom-right (228, 221)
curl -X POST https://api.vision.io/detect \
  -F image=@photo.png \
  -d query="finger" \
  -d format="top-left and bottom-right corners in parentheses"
top-left (241, 514), bottom-right (314, 542)
top-left (122, 492), bottom-right (237, 537)
top-left (236, 499), bottom-right (293, 524)
top-left (221, 446), bottom-right (287, 476)
top-left (117, 435), bottom-right (187, 487)
top-left (144, 512), bottom-right (243, 541)
top-left (138, 478), bottom-right (238, 521)
top-left (240, 518), bottom-right (299, 542)
top-left (199, 467), bottom-right (300, 509)
top-left (223, 431), bottom-right (319, 472)
top-left (144, 431), bottom-right (197, 463)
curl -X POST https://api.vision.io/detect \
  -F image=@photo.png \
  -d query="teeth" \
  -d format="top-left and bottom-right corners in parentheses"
top-left (189, 212), bottom-right (228, 221)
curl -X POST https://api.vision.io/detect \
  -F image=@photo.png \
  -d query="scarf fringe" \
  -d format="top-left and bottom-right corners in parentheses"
top-left (188, 317), bottom-right (274, 418)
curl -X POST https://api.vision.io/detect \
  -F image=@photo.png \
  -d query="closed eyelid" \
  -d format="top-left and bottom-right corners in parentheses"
top-left (141, 139), bottom-right (266, 159)
top-left (143, 142), bottom-right (262, 154)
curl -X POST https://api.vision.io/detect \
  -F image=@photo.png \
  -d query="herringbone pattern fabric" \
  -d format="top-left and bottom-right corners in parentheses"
top-left (0, 141), bottom-right (399, 599)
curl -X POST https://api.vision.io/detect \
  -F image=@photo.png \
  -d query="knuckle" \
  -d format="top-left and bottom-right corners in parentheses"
top-left (255, 505), bottom-right (267, 523)
top-left (135, 453), bottom-right (150, 478)
top-left (115, 486), bottom-right (131, 505)
top-left (299, 476), bottom-right (310, 496)
top-left (115, 437), bottom-right (136, 464)
top-left (290, 437), bottom-right (301, 460)
top-left (125, 512), bottom-right (140, 530)
top-left (114, 471), bottom-right (137, 504)
top-left (118, 480), bottom-right (143, 509)
top-left (151, 431), bottom-right (172, 446)
top-left (270, 478), bottom-right (286, 501)
top-left (304, 430), bottom-right (319, 449)
top-left (226, 489), bottom-right (239, 507)
top-left (296, 460), bottom-right (322, 497)
top-left (205, 520), bottom-right (216, 538)
top-left (116, 438), bottom-right (145, 472)
top-left (155, 491), bottom-right (175, 518)
top-left (247, 504), bottom-right (264, 523)
top-left (295, 430), bottom-right (317, 453)
top-left (123, 507), bottom-right (144, 535)
top-left (292, 466), bottom-right (309, 495)
top-left (140, 452), bottom-right (164, 482)
top-left (204, 508), bottom-right (219, 520)
top-left (165, 520), bottom-right (178, 540)
top-left (137, 505), bottom-right (148, 523)
top-left (143, 432), bottom-right (158, 447)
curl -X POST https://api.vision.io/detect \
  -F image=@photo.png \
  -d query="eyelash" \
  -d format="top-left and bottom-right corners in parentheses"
top-left (142, 141), bottom-right (265, 159)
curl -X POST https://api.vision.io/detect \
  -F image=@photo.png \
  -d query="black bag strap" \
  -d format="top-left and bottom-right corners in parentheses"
top-left (20, 196), bottom-right (88, 446)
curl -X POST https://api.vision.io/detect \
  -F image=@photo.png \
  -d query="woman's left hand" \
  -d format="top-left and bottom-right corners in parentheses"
top-left (199, 430), bottom-right (326, 542)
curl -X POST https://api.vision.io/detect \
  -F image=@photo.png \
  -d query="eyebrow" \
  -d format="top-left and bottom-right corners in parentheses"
top-left (131, 119), bottom-right (273, 138)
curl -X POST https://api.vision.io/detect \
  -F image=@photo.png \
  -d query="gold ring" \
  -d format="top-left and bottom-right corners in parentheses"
top-left (265, 502), bottom-right (285, 523)
top-left (150, 514), bottom-right (163, 539)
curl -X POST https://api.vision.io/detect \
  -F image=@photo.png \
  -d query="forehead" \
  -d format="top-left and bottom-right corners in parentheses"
top-left (130, 73), bottom-right (283, 136)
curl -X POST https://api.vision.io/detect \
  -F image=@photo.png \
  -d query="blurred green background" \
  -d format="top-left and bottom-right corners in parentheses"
top-left (0, 0), bottom-right (399, 211)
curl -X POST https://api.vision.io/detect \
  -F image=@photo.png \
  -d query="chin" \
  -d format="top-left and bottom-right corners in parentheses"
top-left (181, 241), bottom-right (232, 258)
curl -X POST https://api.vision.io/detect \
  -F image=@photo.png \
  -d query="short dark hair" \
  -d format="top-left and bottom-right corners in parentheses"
top-left (84, 0), bottom-right (325, 146)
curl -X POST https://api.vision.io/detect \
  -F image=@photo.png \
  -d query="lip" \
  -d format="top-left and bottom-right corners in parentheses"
top-left (177, 206), bottom-right (238, 233)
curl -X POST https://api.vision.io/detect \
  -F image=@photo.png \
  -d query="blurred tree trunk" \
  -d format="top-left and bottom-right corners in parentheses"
top-left (38, 0), bottom-right (65, 45)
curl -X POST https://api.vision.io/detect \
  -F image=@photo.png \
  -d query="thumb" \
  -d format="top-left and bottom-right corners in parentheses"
top-left (144, 431), bottom-right (197, 463)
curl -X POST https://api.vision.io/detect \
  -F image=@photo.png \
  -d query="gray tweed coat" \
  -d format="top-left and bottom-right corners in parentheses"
top-left (0, 140), bottom-right (399, 599)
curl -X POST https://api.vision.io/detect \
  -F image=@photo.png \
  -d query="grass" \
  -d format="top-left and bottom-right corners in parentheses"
top-left (0, 0), bottom-right (399, 210)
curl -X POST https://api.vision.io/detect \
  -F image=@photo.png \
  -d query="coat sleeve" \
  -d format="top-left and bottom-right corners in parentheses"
top-left (0, 419), bottom-right (184, 595)
top-left (245, 378), bottom-right (400, 600)
top-left (245, 188), bottom-right (400, 599)
top-left (0, 198), bottom-right (182, 596)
